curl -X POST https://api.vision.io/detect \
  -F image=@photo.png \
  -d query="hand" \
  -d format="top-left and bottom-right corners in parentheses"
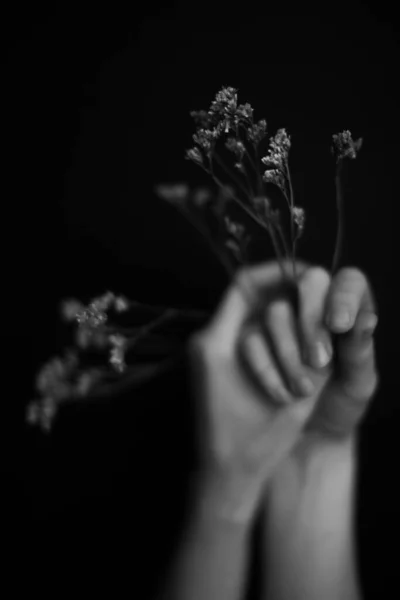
top-left (301, 266), bottom-right (380, 441)
top-left (187, 260), bottom-right (335, 515)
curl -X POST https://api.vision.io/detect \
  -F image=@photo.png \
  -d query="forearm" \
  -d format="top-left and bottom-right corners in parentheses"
top-left (158, 472), bottom-right (261, 600)
top-left (261, 433), bottom-right (362, 600)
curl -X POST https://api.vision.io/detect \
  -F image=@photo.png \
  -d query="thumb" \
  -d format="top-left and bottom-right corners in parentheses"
top-left (334, 310), bottom-right (379, 401)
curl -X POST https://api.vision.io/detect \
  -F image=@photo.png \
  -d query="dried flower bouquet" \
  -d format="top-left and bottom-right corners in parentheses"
top-left (26, 87), bottom-right (362, 433)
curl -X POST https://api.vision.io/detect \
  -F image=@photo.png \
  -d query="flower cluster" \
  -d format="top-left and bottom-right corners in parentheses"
top-left (186, 86), bottom-right (268, 172)
top-left (26, 291), bottom-right (200, 434)
top-left (331, 130), bottom-right (363, 164)
top-left (184, 87), bottom-right (307, 277)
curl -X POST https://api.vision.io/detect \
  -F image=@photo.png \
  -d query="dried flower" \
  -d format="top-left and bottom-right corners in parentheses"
top-left (109, 334), bottom-right (128, 373)
top-left (60, 299), bottom-right (85, 322)
top-left (235, 103), bottom-right (254, 124)
top-left (74, 369), bottom-right (103, 398)
top-left (261, 128), bottom-right (291, 170)
top-left (155, 183), bottom-right (190, 206)
top-left (224, 215), bottom-right (245, 239)
top-left (185, 147), bottom-right (204, 166)
top-left (225, 137), bottom-right (246, 160)
top-left (114, 296), bottom-right (129, 313)
top-left (192, 128), bottom-right (220, 153)
top-left (262, 168), bottom-right (287, 194)
top-left (247, 119), bottom-right (267, 144)
top-left (292, 206), bottom-right (305, 232)
top-left (76, 304), bottom-right (107, 328)
top-left (209, 86), bottom-right (238, 119)
top-left (192, 187), bottom-right (213, 207)
top-left (224, 216), bottom-right (251, 264)
top-left (331, 130), bottom-right (363, 163)
top-left (190, 109), bottom-right (215, 129)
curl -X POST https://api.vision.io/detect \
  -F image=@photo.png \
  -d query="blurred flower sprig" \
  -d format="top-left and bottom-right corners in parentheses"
top-left (26, 292), bottom-right (208, 433)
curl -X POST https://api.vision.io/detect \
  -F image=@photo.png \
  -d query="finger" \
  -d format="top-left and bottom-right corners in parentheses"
top-left (324, 267), bottom-right (378, 333)
top-left (265, 299), bottom-right (316, 397)
top-left (204, 260), bottom-right (310, 358)
top-left (239, 325), bottom-right (293, 406)
top-left (297, 267), bottom-right (333, 370)
top-left (335, 309), bottom-right (379, 401)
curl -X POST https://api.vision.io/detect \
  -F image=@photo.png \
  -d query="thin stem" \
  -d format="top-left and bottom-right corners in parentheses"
top-left (198, 154), bottom-right (294, 285)
top-left (213, 152), bottom-right (251, 200)
top-left (120, 300), bottom-right (208, 321)
top-left (274, 221), bottom-right (291, 260)
top-left (284, 159), bottom-right (296, 280)
top-left (127, 308), bottom-right (180, 349)
top-left (237, 161), bottom-right (255, 199)
top-left (179, 206), bottom-right (237, 277)
top-left (331, 161), bottom-right (344, 275)
top-left (237, 124), bottom-right (259, 174)
top-left (253, 143), bottom-right (264, 197)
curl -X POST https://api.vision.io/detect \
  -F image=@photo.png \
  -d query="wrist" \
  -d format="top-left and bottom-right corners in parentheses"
top-left (292, 429), bottom-right (358, 469)
top-left (191, 470), bottom-right (263, 527)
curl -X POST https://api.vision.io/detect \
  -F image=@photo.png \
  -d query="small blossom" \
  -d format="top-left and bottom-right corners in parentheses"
top-left (155, 183), bottom-right (190, 205)
top-left (209, 87), bottom-right (238, 117)
top-left (292, 206), bottom-right (305, 230)
top-left (26, 401), bottom-right (41, 426)
top-left (60, 299), bottom-right (85, 322)
top-left (225, 137), bottom-right (245, 160)
top-left (190, 109), bottom-right (215, 129)
top-left (74, 369), bottom-right (102, 398)
top-left (235, 103), bottom-right (254, 124)
top-left (192, 187), bottom-right (213, 207)
top-left (252, 195), bottom-right (274, 221)
top-left (331, 130), bottom-right (363, 163)
top-left (192, 128), bottom-right (219, 153)
top-left (75, 326), bottom-right (109, 350)
top-left (262, 168), bottom-right (286, 193)
top-left (76, 304), bottom-right (108, 328)
top-left (234, 162), bottom-right (246, 174)
top-left (26, 396), bottom-right (59, 433)
top-left (35, 353), bottom-right (78, 398)
top-left (262, 128), bottom-right (291, 170)
top-left (109, 334), bottom-right (127, 373)
top-left (114, 295), bottom-right (129, 313)
top-left (185, 147), bottom-right (204, 165)
top-left (247, 119), bottom-right (267, 143)
top-left (224, 216), bottom-right (245, 240)
top-left (92, 291), bottom-right (116, 313)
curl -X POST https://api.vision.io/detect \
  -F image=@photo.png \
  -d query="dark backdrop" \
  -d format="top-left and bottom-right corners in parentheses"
top-left (1, 3), bottom-right (398, 598)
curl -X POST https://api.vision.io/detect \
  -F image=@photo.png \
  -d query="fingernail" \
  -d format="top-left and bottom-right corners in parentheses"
top-left (329, 310), bottom-right (351, 331)
top-left (313, 341), bottom-right (332, 368)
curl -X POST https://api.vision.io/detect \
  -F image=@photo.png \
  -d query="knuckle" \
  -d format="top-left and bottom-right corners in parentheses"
top-left (301, 265), bottom-right (332, 287)
top-left (337, 266), bottom-right (366, 282)
top-left (267, 298), bottom-right (291, 321)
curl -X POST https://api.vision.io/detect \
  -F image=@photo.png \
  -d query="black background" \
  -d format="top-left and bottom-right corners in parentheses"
top-left (1, 2), bottom-right (399, 598)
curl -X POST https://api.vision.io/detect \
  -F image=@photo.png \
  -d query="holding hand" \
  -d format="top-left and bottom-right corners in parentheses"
top-left (187, 260), bottom-right (379, 521)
